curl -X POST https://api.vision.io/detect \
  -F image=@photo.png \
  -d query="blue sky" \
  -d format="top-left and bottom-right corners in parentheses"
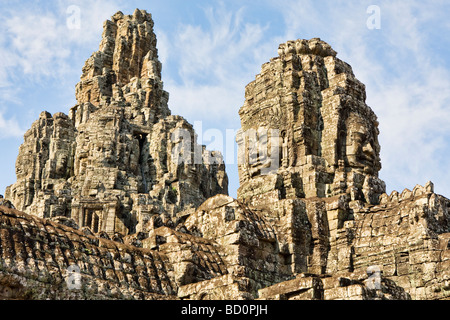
top-left (1, 1), bottom-right (450, 199)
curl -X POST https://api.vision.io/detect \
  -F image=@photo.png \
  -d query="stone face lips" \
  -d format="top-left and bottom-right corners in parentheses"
top-left (5, 9), bottom-right (228, 236)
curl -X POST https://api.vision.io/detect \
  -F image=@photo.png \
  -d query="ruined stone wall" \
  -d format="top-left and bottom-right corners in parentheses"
top-left (0, 205), bottom-right (176, 300)
top-left (341, 183), bottom-right (450, 299)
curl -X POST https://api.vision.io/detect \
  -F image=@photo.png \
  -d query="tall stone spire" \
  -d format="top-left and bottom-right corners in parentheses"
top-left (6, 10), bottom-right (228, 236)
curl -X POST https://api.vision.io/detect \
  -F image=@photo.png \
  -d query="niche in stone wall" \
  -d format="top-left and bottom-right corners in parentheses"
top-left (133, 132), bottom-right (149, 193)
top-left (84, 208), bottom-right (102, 233)
top-left (280, 130), bottom-right (288, 168)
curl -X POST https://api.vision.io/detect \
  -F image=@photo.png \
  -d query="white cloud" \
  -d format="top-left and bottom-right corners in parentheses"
top-left (57, 0), bottom-right (124, 44)
top-left (174, 5), bottom-right (268, 83)
top-left (5, 14), bottom-right (72, 77)
top-left (155, 29), bottom-right (170, 67)
top-left (166, 81), bottom-right (243, 128)
top-left (0, 111), bottom-right (24, 139)
top-left (359, 3), bottom-right (450, 196)
top-left (373, 68), bottom-right (450, 194)
top-left (158, 3), bottom-right (274, 196)
top-left (0, 0), bottom-right (122, 83)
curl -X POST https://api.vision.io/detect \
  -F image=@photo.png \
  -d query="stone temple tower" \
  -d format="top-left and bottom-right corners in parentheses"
top-left (233, 38), bottom-right (388, 276)
top-left (6, 9), bottom-right (228, 236)
top-left (237, 38), bottom-right (385, 207)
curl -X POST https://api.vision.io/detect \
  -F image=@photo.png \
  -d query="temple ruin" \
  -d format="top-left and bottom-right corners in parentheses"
top-left (1, 9), bottom-right (450, 300)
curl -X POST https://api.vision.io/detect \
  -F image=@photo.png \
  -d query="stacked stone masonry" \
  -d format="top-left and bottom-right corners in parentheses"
top-left (1, 9), bottom-right (450, 300)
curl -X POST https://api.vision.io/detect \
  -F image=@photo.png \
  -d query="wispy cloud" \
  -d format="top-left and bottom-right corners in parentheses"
top-left (0, 0), bottom-right (122, 84)
top-left (5, 13), bottom-right (72, 77)
top-left (0, 110), bottom-right (24, 139)
top-left (157, 3), bottom-right (275, 196)
top-left (162, 3), bottom-right (270, 126)
top-left (174, 5), bottom-right (261, 82)
top-left (362, 2), bottom-right (450, 195)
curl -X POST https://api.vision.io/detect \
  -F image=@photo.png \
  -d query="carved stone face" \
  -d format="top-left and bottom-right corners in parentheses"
top-left (55, 153), bottom-right (68, 176)
top-left (345, 114), bottom-right (380, 175)
top-left (245, 128), bottom-right (280, 177)
top-left (93, 141), bottom-right (116, 165)
top-left (247, 131), bottom-right (266, 177)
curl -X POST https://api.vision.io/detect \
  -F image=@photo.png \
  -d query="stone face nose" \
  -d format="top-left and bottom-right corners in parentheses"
top-left (362, 141), bottom-right (375, 160)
